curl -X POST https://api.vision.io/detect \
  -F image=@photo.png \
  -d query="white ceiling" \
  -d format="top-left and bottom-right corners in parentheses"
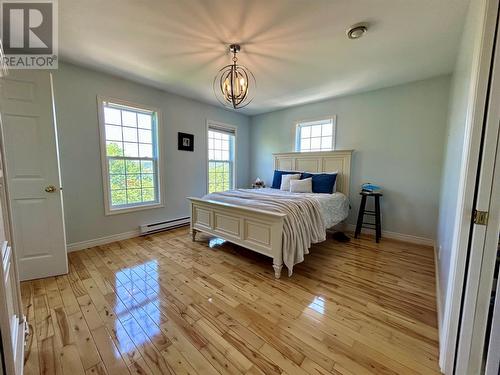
top-left (60, 0), bottom-right (470, 115)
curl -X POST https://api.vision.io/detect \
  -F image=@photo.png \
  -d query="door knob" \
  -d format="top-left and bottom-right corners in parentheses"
top-left (44, 185), bottom-right (57, 193)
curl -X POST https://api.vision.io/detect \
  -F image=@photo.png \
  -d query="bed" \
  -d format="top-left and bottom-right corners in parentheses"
top-left (187, 150), bottom-right (353, 278)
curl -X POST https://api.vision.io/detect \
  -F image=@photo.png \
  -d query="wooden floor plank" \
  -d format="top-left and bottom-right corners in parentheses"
top-left (23, 228), bottom-right (441, 375)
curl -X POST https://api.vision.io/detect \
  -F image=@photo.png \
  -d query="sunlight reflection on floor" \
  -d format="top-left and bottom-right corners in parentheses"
top-left (114, 260), bottom-right (160, 351)
top-left (308, 296), bottom-right (326, 315)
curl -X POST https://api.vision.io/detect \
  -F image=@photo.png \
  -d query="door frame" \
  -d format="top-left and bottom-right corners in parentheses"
top-left (439, 0), bottom-right (499, 372)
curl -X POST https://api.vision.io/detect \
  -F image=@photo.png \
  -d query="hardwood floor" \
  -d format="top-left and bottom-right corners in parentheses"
top-left (21, 227), bottom-right (441, 375)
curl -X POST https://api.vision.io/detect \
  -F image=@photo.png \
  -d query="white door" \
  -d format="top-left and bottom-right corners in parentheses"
top-left (455, 12), bottom-right (500, 372)
top-left (0, 70), bottom-right (67, 280)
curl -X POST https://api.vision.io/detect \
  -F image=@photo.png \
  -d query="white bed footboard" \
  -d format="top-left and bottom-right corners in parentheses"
top-left (187, 197), bottom-right (286, 278)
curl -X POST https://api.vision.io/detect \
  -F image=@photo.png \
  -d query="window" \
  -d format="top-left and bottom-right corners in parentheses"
top-left (207, 123), bottom-right (236, 193)
top-left (98, 97), bottom-right (161, 214)
top-left (296, 117), bottom-right (336, 152)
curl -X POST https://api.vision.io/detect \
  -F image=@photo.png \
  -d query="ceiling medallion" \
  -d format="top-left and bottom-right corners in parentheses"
top-left (213, 44), bottom-right (256, 109)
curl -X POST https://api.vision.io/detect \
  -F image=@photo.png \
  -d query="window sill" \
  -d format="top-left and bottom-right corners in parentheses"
top-left (105, 202), bottom-right (164, 216)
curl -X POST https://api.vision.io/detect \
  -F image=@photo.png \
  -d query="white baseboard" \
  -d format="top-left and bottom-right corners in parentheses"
top-left (66, 229), bottom-right (140, 252)
top-left (344, 223), bottom-right (435, 247)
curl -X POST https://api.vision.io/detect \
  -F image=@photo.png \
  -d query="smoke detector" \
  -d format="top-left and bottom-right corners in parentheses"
top-left (346, 23), bottom-right (368, 39)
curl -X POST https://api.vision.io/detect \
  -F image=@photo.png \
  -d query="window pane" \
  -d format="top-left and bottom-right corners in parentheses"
top-left (139, 143), bottom-right (153, 158)
top-left (321, 136), bottom-right (332, 150)
top-left (122, 111), bottom-right (137, 127)
top-left (126, 160), bottom-right (141, 174)
top-left (322, 123), bottom-right (333, 136)
top-left (138, 129), bottom-right (152, 144)
top-left (110, 174), bottom-right (125, 190)
top-left (142, 188), bottom-right (155, 202)
top-left (109, 159), bottom-right (125, 174)
top-left (208, 129), bottom-right (234, 192)
top-left (138, 113), bottom-right (152, 129)
top-left (310, 137), bottom-right (321, 150)
top-left (126, 174), bottom-right (141, 189)
top-left (101, 101), bottom-right (160, 211)
top-left (141, 174), bottom-right (154, 188)
top-left (106, 141), bottom-right (123, 156)
top-left (124, 142), bottom-right (139, 157)
top-left (105, 125), bottom-right (122, 141)
top-left (111, 190), bottom-right (127, 205)
top-left (301, 138), bottom-right (311, 150)
top-left (141, 160), bottom-right (153, 173)
top-left (104, 107), bottom-right (121, 125)
top-left (127, 189), bottom-right (142, 204)
top-left (123, 127), bottom-right (138, 142)
top-left (311, 125), bottom-right (322, 137)
top-left (301, 126), bottom-right (311, 138)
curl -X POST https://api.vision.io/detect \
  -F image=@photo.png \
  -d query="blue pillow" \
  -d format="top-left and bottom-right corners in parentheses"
top-left (301, 173), bottom-right (337, 193)
top-left (271, 170), bottom-right (301, 189)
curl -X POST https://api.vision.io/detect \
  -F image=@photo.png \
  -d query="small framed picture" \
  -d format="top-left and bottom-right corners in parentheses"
top-left (178, 132), bottom-right (194, 151)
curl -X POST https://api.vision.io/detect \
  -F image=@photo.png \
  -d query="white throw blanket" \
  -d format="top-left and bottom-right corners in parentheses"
top-left (203, 189), bottom-right (326, 276)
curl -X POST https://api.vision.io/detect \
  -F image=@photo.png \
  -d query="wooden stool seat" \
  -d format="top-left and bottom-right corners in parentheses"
top-left (355, 191), bottom-right (382, 243)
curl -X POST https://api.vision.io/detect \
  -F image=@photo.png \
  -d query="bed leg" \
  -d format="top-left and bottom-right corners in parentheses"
top-left (191, 229), bottom-right (197, 242)
top-left (273, 264), bottom-right (282, 279)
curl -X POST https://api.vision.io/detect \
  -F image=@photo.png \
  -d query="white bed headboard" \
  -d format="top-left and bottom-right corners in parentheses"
top-left (272, 150), bottom-right (353, 197)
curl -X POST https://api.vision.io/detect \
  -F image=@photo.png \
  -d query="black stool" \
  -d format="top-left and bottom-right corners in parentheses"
top-left (355, 191), bottom-right (382, 243)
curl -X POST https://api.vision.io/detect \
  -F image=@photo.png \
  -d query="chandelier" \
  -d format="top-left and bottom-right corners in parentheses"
top-left (213, 44), bottom-right (256, 109)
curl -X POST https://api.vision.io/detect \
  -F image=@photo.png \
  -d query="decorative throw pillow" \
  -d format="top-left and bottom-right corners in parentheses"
top-left (280, 174), bottom-right (301, 191)
top-left (301, 172), bottom-right (338, 193)
top-left (290, 178), bottom-right (312, 193)
top-left (272, 170), bottom-right (301, 189)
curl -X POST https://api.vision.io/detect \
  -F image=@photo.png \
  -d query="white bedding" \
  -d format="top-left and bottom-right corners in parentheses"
top-left (202, 188), bottom-right (350, 275)
top-left (239, 188), bottom-right (350, 228)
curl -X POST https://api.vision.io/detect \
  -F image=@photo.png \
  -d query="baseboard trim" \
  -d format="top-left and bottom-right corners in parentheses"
top-left (344, 223), bottom-right (435, 247)
top-left (66, 229), bottom-right (140, 252)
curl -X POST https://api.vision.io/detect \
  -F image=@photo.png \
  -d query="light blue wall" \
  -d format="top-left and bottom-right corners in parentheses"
top-left (436, 0), bottom-right (486, 325)
top-left (53, 62), bottom-right (250, 244)
top-left (250, 76), bottom-right (451, 240)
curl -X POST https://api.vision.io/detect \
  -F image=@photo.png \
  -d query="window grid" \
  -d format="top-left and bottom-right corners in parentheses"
top-left (208, 129), bottom-right (234, 193)
top-left (297, 119), bottom-right (335, 152)
top-left (102, 101), bottom-right (159, 209)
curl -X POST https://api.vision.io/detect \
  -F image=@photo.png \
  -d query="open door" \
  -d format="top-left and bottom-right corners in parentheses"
top-left (0, 70), bottom-right (67, 280)
top-left (455, 9), bottom-right (500, 372)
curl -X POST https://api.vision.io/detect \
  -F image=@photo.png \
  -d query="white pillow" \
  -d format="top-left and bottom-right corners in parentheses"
top-left (280, 174), bottom-right (301, 190)
top-left (290, 178), bottom-right (312, 193)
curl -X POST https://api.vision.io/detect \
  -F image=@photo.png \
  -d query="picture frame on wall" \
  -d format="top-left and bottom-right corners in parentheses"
top-left (178, 132), bottom-right (194, 151)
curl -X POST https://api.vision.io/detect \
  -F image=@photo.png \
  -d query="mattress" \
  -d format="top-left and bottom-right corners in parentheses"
top-left (238, 188), bottom-right (350, 228)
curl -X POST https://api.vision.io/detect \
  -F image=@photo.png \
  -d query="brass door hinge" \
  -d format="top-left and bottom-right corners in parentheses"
top-left (473, 210), bottom-right (489, 225)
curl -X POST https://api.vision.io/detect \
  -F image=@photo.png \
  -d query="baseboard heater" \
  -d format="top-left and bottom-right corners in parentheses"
top-left (139, 217), bottom-right (190, 235)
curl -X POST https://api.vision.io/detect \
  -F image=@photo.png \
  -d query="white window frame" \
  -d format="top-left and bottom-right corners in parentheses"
top-left (206, 120), bottom-right (237, 194)
top-left (295, 116), bottom-right (337, 152)
top-left (97, 96), bottom-right (164, 215)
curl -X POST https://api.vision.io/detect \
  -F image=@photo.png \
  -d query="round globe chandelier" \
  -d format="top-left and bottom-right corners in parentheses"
top-left (213, 44), bottom-right (256, 109)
